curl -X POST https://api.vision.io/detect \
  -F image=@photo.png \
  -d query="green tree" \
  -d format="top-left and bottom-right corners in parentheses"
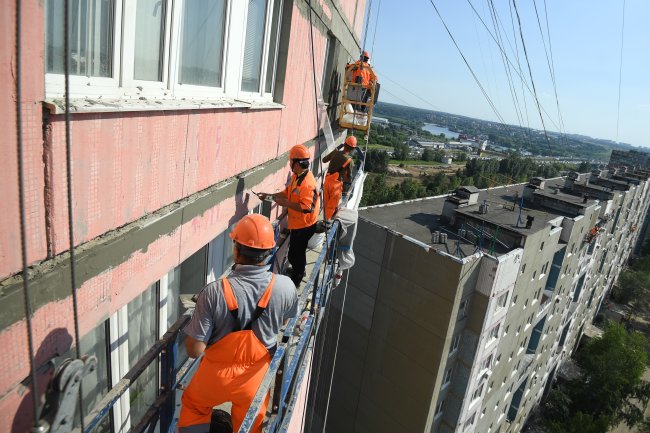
top-left (421, 148), bottom-right (435, 161)
top-left (546, 412), bottom-right (610, 433)
top-left (572, 322), bottom-right (650, 427)
top-left (577, 161), bottom-right (592, 172)
top-left (456, 151), bottom-right (468, 162)
top-left (364, 150), bottom-right (390, 174)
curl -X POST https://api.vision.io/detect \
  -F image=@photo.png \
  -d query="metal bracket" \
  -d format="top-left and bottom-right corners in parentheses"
top-left (39, 356), bottom-right (97, 433)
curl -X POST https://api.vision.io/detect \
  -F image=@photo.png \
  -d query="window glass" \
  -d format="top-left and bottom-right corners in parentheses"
top-left (127, 284), bottom-right (159, 425)
top-left (46, 0), bottom-right (115, 77)
top-left (166, 266), bottom-right (181, 328)
top-left (241, 0), bottom-right (269, 92)
top-left (72, 321), bottom-right (111, 432)
top-left (179, 0), bottom-right (227, 87)
top-left (264, 0), bottom-right (283, 93)
top-left (134, 0), bottom-right (166, 81)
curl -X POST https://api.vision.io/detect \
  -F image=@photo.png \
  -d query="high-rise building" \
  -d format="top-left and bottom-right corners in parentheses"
top-left (322, 169), bottom-right (650, 433)
top-left (610, 149), bottom-right (650, 170)
top-left (0, 1), bottom-right (368, 431)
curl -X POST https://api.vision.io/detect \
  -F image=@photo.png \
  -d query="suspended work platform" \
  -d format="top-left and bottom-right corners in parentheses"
top-left (68, 169), bottom-right (366, 433)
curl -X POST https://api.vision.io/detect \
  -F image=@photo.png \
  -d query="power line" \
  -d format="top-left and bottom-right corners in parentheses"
top-left (379, 73), bottom-right (442, 111)
top-left (615, 0), bottom-right (626, 143)
top-left (370, 0), bottom-right (382, 58)
top-left (462, 0), bottom-right (562, 133)
top-left (361, 0), bottom-right (373, 51)
top-left (511, 0), bottom-right (552, 149)
top-left (483, 0), bottom-right (527, 135)
top-left (532, 0), bottom-right (566, 140)
top-left (426, 0), bottom-right (508, 126)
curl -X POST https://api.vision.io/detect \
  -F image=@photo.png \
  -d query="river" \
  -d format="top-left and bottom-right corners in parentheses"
top-left (422, 123), bottom-right (459, 139)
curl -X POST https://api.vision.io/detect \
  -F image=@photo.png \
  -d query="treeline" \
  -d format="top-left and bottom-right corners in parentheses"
top-left (360, 153), bottom-right (578, 206)
top-left (373, 101), bottom-right (630, 161)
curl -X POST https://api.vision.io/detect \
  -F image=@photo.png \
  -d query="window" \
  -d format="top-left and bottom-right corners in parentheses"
top-left (45, 0), bottom-right (286, 100)
top-left (540, 242), bottom-right (545, 251)
top-left (511, 295), bottom-right (518, 306)
top-left (521, 263), bottom-right (526, 274)
top-left (450, 334), bottom-right (461, 354)
top-left (488, 324), bottom-right (500, 341)
top-left (464, 412), bottom-right (476, 430)
top-left (46, 0), bottom-right (115, 78)
top-left (496, 292), bottom-right (508, 309)
top-left (435, 398), bottom-right (445, 416)
top-left (458, 298), bottom-right (470, 321)
top-left (472, 383), bottom-right (484, 400)
top-left (443, 367), bottom-right (454, 385)
top-left (532, 271), bottom-right (537, 280)
top-left (481, 354), bottom-right (493, 371)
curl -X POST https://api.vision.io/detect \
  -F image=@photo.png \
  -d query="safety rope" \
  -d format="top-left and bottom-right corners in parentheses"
top-left (14, 0), bottom-right (43, 428)
top-left (63, 0), bottom-right (86, 428)
top-left (320, 268), bottom-right (351, 433)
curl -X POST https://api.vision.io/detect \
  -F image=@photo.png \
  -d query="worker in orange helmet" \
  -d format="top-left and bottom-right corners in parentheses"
top-left (257, 144), bottom-right (320, 287)
top-left (322, 135), bottom-right (358, 220)
top-left (347, 50), bottom-right (378, 112)
top-left (350, 51), bottom-right (377, 87)
top-left (179, 214), bottom-right (298, 433)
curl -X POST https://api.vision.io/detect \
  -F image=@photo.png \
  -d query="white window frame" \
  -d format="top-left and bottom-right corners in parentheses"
top-left (45, 0), bottom-right (283, 102)
top-left (121, 0), bottom-right (174, 97)
top-left (45, 0), bottom-right (124, 98)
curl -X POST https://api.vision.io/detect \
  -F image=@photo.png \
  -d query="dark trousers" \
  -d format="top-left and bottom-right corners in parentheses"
top-left (288, 224), bottom-right (317, 286)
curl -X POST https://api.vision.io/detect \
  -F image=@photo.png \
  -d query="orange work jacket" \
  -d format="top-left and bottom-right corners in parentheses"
top-left (285, 170), bottom-right (320, 230)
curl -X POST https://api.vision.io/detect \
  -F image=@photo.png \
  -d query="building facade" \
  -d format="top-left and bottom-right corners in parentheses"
top-left (324, 167), bottom-right (650, 433)
top-left (1, 0), bottom-right (368, 431)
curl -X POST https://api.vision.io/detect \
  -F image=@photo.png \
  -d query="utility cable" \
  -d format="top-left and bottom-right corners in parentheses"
top-left (463, 0), bottom-right (561, 133)
top-left (15, 0), bottom-right (43, 428)
top-left (615, 0), bottom-right (626, 143)
top-left (482, 0), bottom-right (527, 135)
top-left (379, 73), bottom-right (442, 111)
top-left (361, 0), bottom-right (373, 53)
top-left (369, 0), bottom-right (382, 59)
top-left (542, 0), bottom-right (563, 134)
top-left (426, 0), bottom-right (507, 126)
top-left (532, 0), bottom-right (566, 142)
top-left (511, 0), bottom-right (551, 151)
top-left (64, 0), bottom-right (85, 428)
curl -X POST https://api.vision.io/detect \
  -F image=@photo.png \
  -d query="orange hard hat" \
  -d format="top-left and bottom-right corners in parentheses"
top-left (289, 144), bottom-right (310, 160)
top-left (362, 51), bottom-right (370, 59)
top-left (230, 214), bottom-right (276, 249)
top-left (345, 136), bottom-right (357, 148)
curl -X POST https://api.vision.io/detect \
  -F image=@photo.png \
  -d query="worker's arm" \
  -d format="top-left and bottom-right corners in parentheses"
top-left (273, 194), bottom-right (303, 212)
top-left (183, 287), bottom-right (216, 358)
top-left (322, 152), bottom-right (333, 163)
top-left (185, 336), bottom-right (207, 358)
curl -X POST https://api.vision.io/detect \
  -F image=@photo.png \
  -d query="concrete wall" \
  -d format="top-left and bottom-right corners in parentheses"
top-left (324, 219), bottom-right (472, 433)
top-left (0, 0), bottom-right (364, 428)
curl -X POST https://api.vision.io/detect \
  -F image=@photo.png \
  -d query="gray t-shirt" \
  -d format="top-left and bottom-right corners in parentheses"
top-left (184, 264), bottom-right (298, 351)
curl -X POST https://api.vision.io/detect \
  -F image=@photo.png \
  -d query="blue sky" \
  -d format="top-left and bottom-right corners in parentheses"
top-left (363, 0), bottom-right (650, 149)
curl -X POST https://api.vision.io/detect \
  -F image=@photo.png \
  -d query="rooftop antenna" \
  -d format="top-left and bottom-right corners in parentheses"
top-left (516, 195), bottom-right (525, 227)
top-left (454, 223), bottom-right (465, 258)
top-left (489, 226), bottom-right (500, 255)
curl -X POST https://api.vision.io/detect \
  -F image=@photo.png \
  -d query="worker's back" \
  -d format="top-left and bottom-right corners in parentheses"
top-left (185, 264), bottom-right (298, 352)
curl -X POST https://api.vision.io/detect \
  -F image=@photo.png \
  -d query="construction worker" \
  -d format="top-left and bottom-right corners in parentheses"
top-left (257, 144), bottom-right (320, 287)
top-left (350, 50), bottom-right (378, 87)
top-left (179, 214), bottom-right (298, 433)
top-left (322, 136), bottom-right (357, 220)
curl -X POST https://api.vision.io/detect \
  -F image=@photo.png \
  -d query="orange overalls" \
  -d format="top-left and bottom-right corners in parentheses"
top-left (178, 276), bottom-right (276, 433)
top-left (324, 158), bottom-right (351, 220)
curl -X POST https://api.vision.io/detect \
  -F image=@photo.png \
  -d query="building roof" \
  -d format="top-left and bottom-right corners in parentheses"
top-left (359, 177), bottom-right (604, 259)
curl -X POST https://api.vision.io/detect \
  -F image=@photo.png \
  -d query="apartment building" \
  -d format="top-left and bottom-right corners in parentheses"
top-left (1, 0), bottom-right (367, 431)
top-left (322, 167), bottom-right (650, 433)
